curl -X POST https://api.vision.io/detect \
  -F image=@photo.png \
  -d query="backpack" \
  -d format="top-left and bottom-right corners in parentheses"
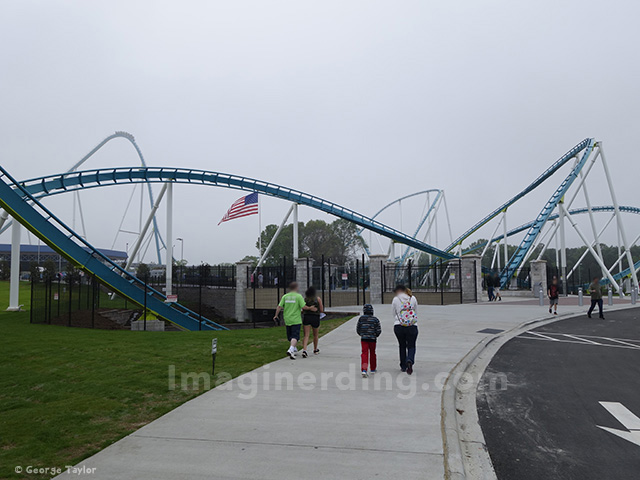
top-left (397, 299), bottom-right (417, 326)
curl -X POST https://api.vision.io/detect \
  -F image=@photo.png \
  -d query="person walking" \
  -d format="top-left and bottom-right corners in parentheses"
top-left (587, 276), bottom-right (605, 319)
top-left (392, 285), bottom-right (419, 375)
top-left (547, 275), bottom-right (560, 315)
top-left (493, 273), bottom-right (502, 301)
top-left (258, 272), bottom-right (264, 288)
top-left (356, 304), bottom-right (381, 378)
top-left (301, 286), bottom-right (324, 358)
top-left (274, 282), bottom-right (317, 359)
top-left (486, 274), bottom-right (495, 301)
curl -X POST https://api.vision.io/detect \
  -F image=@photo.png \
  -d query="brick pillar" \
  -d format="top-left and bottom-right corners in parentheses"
top-left (461, 255), bottom-right (482, 303)
top-left (235, 261), bottom-right (251, 322)
top-left (295, 258), bottom-right (314, 293)
top-left (530, 260), bottom-right (547, 298)
top-left (368, 254), bottom-right (387, 304)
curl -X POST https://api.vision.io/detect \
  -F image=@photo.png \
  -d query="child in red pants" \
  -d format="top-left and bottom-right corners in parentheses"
top-left (356, 304), bottom-right (382, 378)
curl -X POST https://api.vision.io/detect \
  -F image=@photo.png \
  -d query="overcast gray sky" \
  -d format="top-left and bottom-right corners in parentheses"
top-left (1, 1), bottom-right (638, 265)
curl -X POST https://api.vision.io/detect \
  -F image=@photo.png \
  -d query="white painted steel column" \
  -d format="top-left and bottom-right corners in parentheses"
top-left (292, 203), bottom-right (299, 260)
top-left (578, 171), bottom-right (606, 277)
top-left (256, 203), bottom-right (295, 270)
top-left (559, 200), bottom-right (567, 295)
top-left (502, 210), bottom-right (508, 274)
top-left (599, 143), bottom-right (639, 289)
top-left (7, 220), bottom-right (21, 311)
top-left (165, 181), bottom-right (173, 297)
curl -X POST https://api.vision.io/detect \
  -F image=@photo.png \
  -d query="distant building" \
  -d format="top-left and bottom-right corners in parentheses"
top-left (0, 244), bottom-right (127, 272)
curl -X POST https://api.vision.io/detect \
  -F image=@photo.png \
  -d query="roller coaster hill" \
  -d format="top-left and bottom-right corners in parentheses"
top-left (1, 134), bottom-right (638, 330)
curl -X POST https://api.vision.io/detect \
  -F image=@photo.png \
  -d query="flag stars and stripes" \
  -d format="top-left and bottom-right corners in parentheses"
top-left (218, 193), bottom-right (259, 225)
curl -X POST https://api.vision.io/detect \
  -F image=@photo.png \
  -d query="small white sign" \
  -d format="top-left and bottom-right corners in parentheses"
top-left (166, 294), bottom-right (178, 303)
top-left (341, 273), bottom-right (348, 281)
top-left (211, 339), bottom-right (218, 354)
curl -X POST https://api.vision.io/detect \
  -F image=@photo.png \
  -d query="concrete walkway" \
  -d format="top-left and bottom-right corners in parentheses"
top-left (58, 299), bottom-right (612, 479)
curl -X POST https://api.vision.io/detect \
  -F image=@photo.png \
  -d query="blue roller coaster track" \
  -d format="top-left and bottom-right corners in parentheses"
top-left (0, 166), bottom-right (227, 331)
top-left (17, 167), bottom-right (456, 260)
top-left (444, 138), bottom-right (599, 288)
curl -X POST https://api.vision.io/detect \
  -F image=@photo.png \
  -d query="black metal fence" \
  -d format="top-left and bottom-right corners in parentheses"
top-left (383, 259), bottom-right (463, 304)
top-left (148, 264), bottom-right (236, 289)
top-left (30, 273), bottom-right (136, 328)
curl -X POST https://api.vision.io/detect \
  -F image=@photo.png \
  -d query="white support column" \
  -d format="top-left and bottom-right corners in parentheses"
top-left (481, 215), bottom-right (503, 261)
top-left (165, 181), bottom-right (173, 297)
top-left (558, 199), bottom-right (567, 295)
top-left (292, 203), bottom-right (299, 260)
top-left (559, 203), bottom-right (621, 292)
top-left (502, 210), bottom-right (508, 272)
top-left (256, 203), bottom-right (294, 271)
top-left (7, 220), bottom-right (22, 311)
top-left (599, 143), bottom-right (639, 289)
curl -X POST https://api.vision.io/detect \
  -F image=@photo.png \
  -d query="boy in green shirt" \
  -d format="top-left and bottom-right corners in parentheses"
top-left (274, 282), bottom-right (317, 359)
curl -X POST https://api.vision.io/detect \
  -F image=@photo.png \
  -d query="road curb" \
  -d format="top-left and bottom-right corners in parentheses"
top-left (440, 304), bottom-right (638, 479)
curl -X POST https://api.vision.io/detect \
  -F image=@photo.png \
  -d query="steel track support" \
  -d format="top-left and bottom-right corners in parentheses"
top-left (599, 142), bottom-right (639, 290)
top-left (7, 220), bottom-right (21, 311)
top-left (165, 181), bottom-right (173, 297)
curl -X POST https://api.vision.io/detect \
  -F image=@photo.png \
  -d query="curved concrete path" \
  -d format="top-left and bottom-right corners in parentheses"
top-left (56, 299), bottom-right (614, 479)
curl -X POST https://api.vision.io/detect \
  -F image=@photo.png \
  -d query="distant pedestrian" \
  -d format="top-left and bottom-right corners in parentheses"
top-left (274, 282), bottom-right (317, 359)
top-left (301, 286), bottom-right (324, 358)
top-left (493, 273), bottom-right (502, 301)
top-left (357, 304), bottom-right (381, 378)
top-left (587, 277), bottom-right (604, 319)
top-left (258, 272), bottom-right (264, 288)
top-left (392, 285), bottom-right (419, 375)
top-left (547, 276), bottom-right (559, 315)
top-left (274, 275), bottom-right (279, 288)
top-left (486, 275), bottom-right (495, 301)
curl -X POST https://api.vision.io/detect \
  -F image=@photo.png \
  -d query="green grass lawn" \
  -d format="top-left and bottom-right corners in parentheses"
top-left (0, 281), bottom-right (349, 479)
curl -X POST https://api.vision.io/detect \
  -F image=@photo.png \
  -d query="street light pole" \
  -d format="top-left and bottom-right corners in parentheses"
top-left (176, 237), bottom-right (184, 263)
top-left (176, 237), bottom-right (184, 291)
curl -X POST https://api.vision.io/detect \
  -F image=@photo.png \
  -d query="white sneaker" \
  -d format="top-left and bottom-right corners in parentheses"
top-left (361, 370), bottom-right (368, 378)
top-left (287, 347), bottom-right (296, 359)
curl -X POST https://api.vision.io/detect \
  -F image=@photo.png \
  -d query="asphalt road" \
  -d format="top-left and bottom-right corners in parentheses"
top-left (477, 306), bottom-right (640, 480)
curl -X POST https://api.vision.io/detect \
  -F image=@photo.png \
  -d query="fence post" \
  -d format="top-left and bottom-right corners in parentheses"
top-left (328, 258), bottom-right (332, 308)
top-left (459, 260), bottom-right (463, 304)
top-left (408, 260), bottom-right (413, 291)
top-left (57, 278), bottom-right (61, 317)
top-left (91, 275), bottom-right (96, 328)
top-left (68, 276), bottom-right (73, 327)
top-left (382, 261), bottom-right (385, 304)
top-left (44, 276), bottom-right (49, 324)
top-left (143, 273), bottom-right (148, 331)
top-left (356, 259), bottom-right (360, 306)
top-left (321, 255), bottom-right (325, 307)
top-left (440, 259), bottom-right (444, 305)
top-left (199, 263), bottom-right (203, 331)
top-left (30, 276), bottom-right (34, 323)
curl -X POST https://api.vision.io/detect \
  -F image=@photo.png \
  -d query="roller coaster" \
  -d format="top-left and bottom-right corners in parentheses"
top-left (0, 133), bottom-right (637, 330)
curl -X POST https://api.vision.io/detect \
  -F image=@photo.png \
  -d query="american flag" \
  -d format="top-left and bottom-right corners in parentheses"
top-left (218, 192), bottom-right (259, 225)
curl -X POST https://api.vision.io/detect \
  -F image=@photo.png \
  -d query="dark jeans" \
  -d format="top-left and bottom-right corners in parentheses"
top-left (588, 299), bottom-right (604, 317)
top-left (394, 325), bottom-right (418, 370)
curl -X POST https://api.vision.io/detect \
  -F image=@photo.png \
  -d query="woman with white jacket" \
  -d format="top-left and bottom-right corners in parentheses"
top-left (391, 285), bottom-right (419, 375)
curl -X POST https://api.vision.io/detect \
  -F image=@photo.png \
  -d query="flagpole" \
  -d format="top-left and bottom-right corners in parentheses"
top-left (258, 194), bottom-right (262, 256)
